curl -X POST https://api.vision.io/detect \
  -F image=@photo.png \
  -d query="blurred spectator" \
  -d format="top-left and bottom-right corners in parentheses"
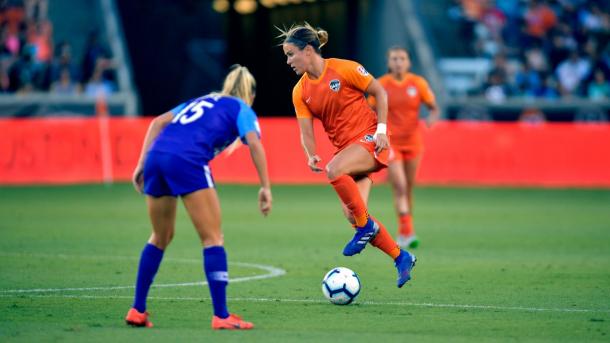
top-left (578, 3), bottom-right (609, 33)
top-left (51, 67), bottom-right (80, 95)
top-left (484, 70), bottom-right (510, 103)
top-left (523, 0), bottom-right (557, 46)
top-left (524, 45), bottom-right (549, 73)
top-left (26, 19), bottom-right (52, 64)
top-left (519, 107), bottom-right (546, 124)
top-left (515, 62), bottom-right (542, 97)
top-left (548, 23), bottom-right (578, 69)
top-left (8, 45), bottom-right (41, 92)
top-left (556, 50), bottom-right (590, 96)
top-left (0, 24), bottom-right (20, 57)
top-left (588, 69), bottom-right (610, 100)
top-left (84, 59), bottom-right (115, 97)
top-left (2, 1), bottom-right (25, 38)
top-left (534, 74), bottom-right (560, 100)
top-left (81, 30), bottom-right (110, 85)
top-left (49, 41), bottom-right (79, 83)
top-left (487, 53), bottom-right (510, 84)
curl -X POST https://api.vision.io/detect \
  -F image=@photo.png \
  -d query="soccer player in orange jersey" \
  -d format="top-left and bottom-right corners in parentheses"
top-left (279, 23), bottom-right (416, 288)
top-left (369, 47), bottom-right (440, 249)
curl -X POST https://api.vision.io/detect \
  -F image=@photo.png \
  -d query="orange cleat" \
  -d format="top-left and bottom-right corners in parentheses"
top-left (211, 313), bottom-right (254, 330)
top-left (125, 308), bottom-right (153, 328)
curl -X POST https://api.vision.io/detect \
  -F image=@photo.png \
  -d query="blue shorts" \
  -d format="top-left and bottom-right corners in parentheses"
top-left (143, 151), bottom-right (215, 197)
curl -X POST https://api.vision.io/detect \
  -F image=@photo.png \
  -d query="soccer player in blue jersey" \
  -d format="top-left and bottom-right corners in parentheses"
top-left (125, 65), bottom-right (271, 330)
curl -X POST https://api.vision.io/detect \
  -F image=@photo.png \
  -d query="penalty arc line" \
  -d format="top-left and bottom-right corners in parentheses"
top-left (0, 262), bottom-right (286, 294)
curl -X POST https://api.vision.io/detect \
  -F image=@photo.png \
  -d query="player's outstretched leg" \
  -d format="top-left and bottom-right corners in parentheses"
top-left (368, 216), bottom-right (417, 287)
top-left (330, 175), bottom-right (379, 256)
top-left (126, 243), bottom-right (164, 328)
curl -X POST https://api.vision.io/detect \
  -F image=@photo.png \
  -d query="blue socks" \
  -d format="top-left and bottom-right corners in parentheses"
top-left (132, 243), bottom-right (164, 313)
top-left (203, 246), bottom-right (230, 319)
top-left (131, 243), bottom-right (229, 318)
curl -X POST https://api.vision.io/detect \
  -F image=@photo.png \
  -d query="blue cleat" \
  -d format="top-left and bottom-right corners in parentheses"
top-left (395, 250), bottom-right (417, 288)
top-left (342, 218), bottom-right (379, 256)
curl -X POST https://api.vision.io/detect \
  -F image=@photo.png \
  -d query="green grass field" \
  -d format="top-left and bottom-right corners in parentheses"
top-left (1, 184), bottom-right (609, 342)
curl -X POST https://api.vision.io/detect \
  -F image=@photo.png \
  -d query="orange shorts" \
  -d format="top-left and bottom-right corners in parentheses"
top-left (389, 144), bottom-right (422, 162)
top-left (337, 131), bottom-right (389, 172)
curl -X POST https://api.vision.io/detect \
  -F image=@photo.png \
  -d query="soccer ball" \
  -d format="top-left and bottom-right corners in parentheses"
top-left (321, 267), bottom-right (361, 305)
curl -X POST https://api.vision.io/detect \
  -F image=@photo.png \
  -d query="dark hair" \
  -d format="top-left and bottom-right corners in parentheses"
top-left (278, 22), bottom-right (328, 54)
top-left (387, 45), bottom-right (408, 58)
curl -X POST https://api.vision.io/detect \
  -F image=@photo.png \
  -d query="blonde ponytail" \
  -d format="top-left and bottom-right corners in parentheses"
top-left (221, 64), bottom-right (257, 106)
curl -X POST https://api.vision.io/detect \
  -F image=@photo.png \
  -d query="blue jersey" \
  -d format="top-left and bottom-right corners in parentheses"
top-left (149, 95), bottom-right (260, 164)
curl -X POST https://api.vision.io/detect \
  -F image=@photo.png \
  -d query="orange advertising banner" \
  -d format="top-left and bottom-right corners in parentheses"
top-left (1, 118), bottom-right (609, 187)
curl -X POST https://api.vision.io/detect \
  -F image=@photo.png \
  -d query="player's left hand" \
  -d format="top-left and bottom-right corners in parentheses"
top-left (374, 133), bottom-right (389, 154)
top-left (426, 108), bottom-right (440, 128)
top-left (258, 187), bottom-right (272, 217)
top-left (132, 166), bottom-right (144, 194)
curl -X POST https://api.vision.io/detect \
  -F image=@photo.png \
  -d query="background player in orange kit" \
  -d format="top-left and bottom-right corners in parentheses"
top-left (279, 23), bottom-right (416, 288)
top-left (369, 46), bottom-right (440, 249)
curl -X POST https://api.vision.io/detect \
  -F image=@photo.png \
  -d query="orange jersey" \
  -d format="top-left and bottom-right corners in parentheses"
top-left (369, 73), bottom-right (435, 147)
top-left (292, 58), bottom-right (376, 151)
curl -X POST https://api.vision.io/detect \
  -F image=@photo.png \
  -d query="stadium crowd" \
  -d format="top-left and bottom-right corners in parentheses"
top-left (0, 0), bottom-right (116, 96)
top-left (450, 0), bottom-right (610, 102)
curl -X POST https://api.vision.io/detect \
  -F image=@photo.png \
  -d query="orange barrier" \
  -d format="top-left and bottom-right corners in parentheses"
top-left (0, 117), bottom-right (149, 184)
top-left (1, 118), bottom-right (609, 187)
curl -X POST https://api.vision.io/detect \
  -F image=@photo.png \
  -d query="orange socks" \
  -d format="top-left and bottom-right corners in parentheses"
top-left (330, 175), bottom-right (368, 227)
top-left (330, 175), bottom-right (401, 260)
top-left (370, 216), bottom-right (402, 260)
top-left (399, 213), bottom-right (414, 236)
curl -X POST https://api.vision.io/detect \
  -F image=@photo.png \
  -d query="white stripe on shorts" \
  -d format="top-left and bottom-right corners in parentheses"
top-left (203, 165), bottom-right (214, 188)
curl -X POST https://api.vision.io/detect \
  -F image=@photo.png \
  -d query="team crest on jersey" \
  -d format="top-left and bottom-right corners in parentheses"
top-left (329, 79), bottom-right (341, 92)
top-left (406, 86), bottom-right (418, 97)
top-left (360, 134), bottom-right (374, 143)
top-left (357, 65), bottom-right (369, 76)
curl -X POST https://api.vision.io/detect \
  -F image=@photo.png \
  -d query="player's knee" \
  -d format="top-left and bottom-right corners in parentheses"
top-left (200, 230), bottom-right (224, 247)
top-left (394, 185), bottom-right (407, 197)
top-left (325, 163), bottom-right (344, 180)
top-left (149, 230), bottom-right (174, 249)
top-left (406, 183), bottom-right (415, 193)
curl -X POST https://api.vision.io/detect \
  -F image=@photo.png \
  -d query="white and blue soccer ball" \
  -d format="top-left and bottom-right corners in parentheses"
top-left (321, 267), bottom-right (361, 305)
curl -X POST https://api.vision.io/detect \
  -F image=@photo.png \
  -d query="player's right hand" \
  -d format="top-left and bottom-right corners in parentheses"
top-left (258, 187), bottom-right (272, 216)
top-left (132, 166), bottom-right (144, 194)
top-left (308, 155), bottom-right (323, 173)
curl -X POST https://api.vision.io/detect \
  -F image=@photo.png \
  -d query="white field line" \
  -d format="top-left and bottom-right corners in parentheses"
top-left (1, 293), bottom-right (609, 314)
top-left (1, 252), bottom-right (609, 314)
top-left (0, 262), bottom-right (285, 294)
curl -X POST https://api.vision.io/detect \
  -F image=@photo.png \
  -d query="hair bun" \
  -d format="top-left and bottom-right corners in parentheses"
top-left (317, 29), bottom-right (328, 48)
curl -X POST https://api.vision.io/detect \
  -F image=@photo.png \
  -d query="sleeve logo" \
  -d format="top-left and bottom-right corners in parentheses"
top-left (357, 65), bottom-right (369, 76)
